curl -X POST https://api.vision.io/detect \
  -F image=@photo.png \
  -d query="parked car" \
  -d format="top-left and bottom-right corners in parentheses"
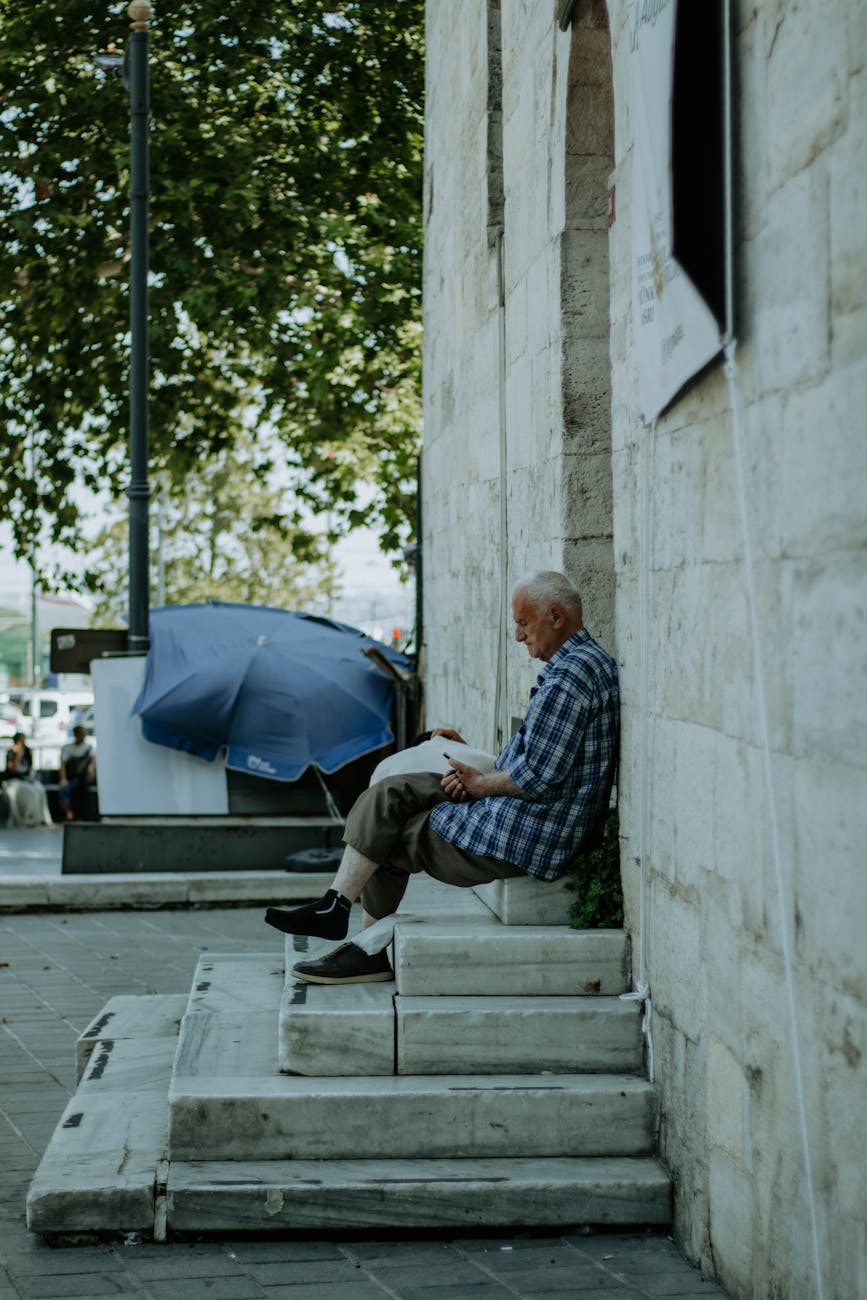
top-left (0, 697), bottom-right (26, 741)
top-left (3, 690), bottom-right (95, 744)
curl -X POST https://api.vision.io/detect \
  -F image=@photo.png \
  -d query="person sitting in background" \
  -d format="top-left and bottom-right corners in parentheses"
top-left (2, 732), bottom-right (53, 827)
top-left (3, 732), bottom-right (34, 783)
top-left (58, 725), bottom-right (96, 822)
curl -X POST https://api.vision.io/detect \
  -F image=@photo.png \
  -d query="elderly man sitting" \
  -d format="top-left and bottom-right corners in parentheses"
top-left (265, 570), bottom-right (619, 984)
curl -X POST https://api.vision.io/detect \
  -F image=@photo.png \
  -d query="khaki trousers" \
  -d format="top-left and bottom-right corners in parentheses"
top-left (342, 772), bottom-right (526, 920)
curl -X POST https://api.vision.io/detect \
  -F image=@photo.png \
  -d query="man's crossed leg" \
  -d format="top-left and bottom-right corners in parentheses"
top-left (265, 773), bottom-right (524, 984)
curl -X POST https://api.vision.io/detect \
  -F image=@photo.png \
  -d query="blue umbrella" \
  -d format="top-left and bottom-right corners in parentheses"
top-left (132, 602), bottom-right (410, 782)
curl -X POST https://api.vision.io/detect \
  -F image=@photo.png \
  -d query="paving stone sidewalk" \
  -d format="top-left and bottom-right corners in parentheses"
top-left (0, 907), bottom-right (729, 1300)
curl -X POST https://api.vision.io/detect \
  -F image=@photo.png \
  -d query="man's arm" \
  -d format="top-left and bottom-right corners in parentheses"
top-left (501, 676), bottom-right (592, 801)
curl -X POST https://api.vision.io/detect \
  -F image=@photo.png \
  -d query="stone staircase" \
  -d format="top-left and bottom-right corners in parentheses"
top-left (27, 877), bottom-right (671, 1239)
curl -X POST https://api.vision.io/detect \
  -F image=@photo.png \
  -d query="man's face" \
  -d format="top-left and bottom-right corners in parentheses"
top-left (512, 592), bottom-right (565, 662)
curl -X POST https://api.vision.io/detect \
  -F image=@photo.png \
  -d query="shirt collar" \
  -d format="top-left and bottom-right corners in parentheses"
top-left (542, 628), bottom-right (590, 673)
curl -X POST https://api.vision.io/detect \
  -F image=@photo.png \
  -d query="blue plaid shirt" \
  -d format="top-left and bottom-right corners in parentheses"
top-left (428, 630), bottom-right (619, 880)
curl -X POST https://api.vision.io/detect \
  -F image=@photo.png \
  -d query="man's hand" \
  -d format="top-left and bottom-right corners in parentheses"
top-left (431, 726), bottom-right (466, 744)
top-left (441, 764), bottom-right (471, 802)
top-left (441, 758), bottom-right (525, 802)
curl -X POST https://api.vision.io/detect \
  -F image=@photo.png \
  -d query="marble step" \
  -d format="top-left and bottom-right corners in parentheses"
top-left (169, 986), bottom-right (657, 1161)
top-left (165, 1155), bottom-right (672, 1232)
top-left (76, 993), bottom-right (188, 1083)
top-left (186, 950), bottom-right (286, 1016)
top-left (280, 978), bottom-right (395, 1076)
top-left (169, 1071), bottom-right (657, 1163)
top-left (279, 978), bottom-right (642, 1077)
top-left (396, 995), bottom-right (643, 1075)
top-left (393, 924), bottom-right (630, 996)
top-left (27, 1008), bottom-right (178, 1235)
top-left (28, 984), bottom-right (670, 1239)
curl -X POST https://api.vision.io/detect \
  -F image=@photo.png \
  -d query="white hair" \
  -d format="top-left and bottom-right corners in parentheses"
top-left (513, 571), bottom-right (582, 616)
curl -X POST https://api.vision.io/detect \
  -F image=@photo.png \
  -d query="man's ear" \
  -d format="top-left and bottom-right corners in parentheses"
top-left (549, 603), bottom-right (565, 626)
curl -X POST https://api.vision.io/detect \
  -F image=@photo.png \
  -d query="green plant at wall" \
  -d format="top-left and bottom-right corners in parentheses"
top-left (564, 809), bottom-right (623, 929)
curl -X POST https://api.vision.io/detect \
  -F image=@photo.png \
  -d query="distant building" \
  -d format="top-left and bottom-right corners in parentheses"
top-left (421, 4), bottom-right (864, 1298)
top-left (0, 591), bottom-right (94, 690)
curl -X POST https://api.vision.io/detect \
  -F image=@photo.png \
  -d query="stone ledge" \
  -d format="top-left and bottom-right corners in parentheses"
top-left (27, 1034), bottom-right (176, 1235)
top-left (474, 875), bottom-right (574, 924)
top-left (166, 1155), bottom-right (673, 1232)
top-left (0, 871), bottom-right (331, 913)
top-left (394, 925), bottom-right (630, 997)
top-left (396, 994), bottom-right (643, 1075)
top-left (169, 1066), bottom-right (658, 1162)
top-left (280, 979), bottom-right (395, 1077)
top-left (76, 993), bottom-right (187, 1083)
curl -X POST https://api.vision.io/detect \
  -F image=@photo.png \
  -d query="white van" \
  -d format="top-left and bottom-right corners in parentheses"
top-left (3, 689), bottom-right (95, 745)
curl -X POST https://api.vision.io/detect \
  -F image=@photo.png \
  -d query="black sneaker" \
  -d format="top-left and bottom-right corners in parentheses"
top-left (290, 941), bottom-right (394, 986)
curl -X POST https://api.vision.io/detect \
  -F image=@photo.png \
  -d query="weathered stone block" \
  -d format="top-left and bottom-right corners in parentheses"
top-left (561, 339), bottom-right (612, 451)
top-left (752, 164), bottom-right (830, 394)
top-left (850, 2), bottom-right (867, 75)
top-left (779, 552), bottom-right (867, 766)
top-left (567, 24), bottom-right (613, 94)
top-left (766, 0), bottom-right (847, 192)
top-left (654, 1019), bottom-right (709, 1260)
top-left (565, 91), bottom-right (615, 161)
top-left (560, 451), bottom-right (614, 541)
top-left (76, 993), bottom-right (186, 1083)
top-left (396, 994), bottom-right (642, 1075)
top-left (166, 1155), bottom-right (672, 1233)
top-left (710, 733), bottom-right (764, 910)
top-left (279, 980), bottom-right (395, 1077)
top-left (707, 1147), bottom-right (756, 1294)
top-left (830, 68), bottom-right (867, 316)
top-left (565, 154), bottom-right (615, 228)
top-left (560, 229), bottom-right (611, 338)
top-left (393, 924), bottom-right (630, 997)
top-left (27, 1035), bottom-right (175, 1234)
top-left (816, 982), bottom-right (867, 1220)
top-left (647, 880), bottom-right (703, 1044)
top-left (791, 754), bottom-right (867, 1000)
top-left (473, 875), bottom-right (572, 925)
top-left (170, 1070), bottom-right (658, 1162)
top-left (734, 13), bottom-right (768, 243)
top-left (706, 1038), bottom-right (749, 1163)
top-left (672, 721), bottom-right (717, 896)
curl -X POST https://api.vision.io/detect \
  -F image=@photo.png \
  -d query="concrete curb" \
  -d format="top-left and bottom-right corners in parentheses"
top-left (0, 870), bottom-right (332, 913)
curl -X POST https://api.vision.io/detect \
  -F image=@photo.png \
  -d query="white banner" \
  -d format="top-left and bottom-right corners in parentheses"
top-left (630, 0), bottom-right (722, 421)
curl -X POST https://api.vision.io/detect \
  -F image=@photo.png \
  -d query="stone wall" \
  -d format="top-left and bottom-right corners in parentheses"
top-left (608, 3), bottom-right (866, 1296)
top-left (422, 0), bottom-right (615, 747)
top-left (421, 3), bottom-right (866, 1297)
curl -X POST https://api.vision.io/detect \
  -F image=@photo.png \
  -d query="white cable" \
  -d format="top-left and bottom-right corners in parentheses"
top-left (493, 227), bottom-right (509, 750)
top-left (629, 421), bottom-right (654, 1081)
top-left (724, 339), bottom-right (824, 1300)
top-left (620, 983), bottom-right (654, 1083)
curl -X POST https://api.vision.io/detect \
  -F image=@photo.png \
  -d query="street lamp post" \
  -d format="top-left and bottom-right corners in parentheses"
top-left (126, 0), bottom-right (152, 654)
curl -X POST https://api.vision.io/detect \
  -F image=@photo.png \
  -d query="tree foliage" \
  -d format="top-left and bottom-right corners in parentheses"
top-left (0, 0), bottom-right (423, 581)
top-left (85, 427), bottom-right (340, 625)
